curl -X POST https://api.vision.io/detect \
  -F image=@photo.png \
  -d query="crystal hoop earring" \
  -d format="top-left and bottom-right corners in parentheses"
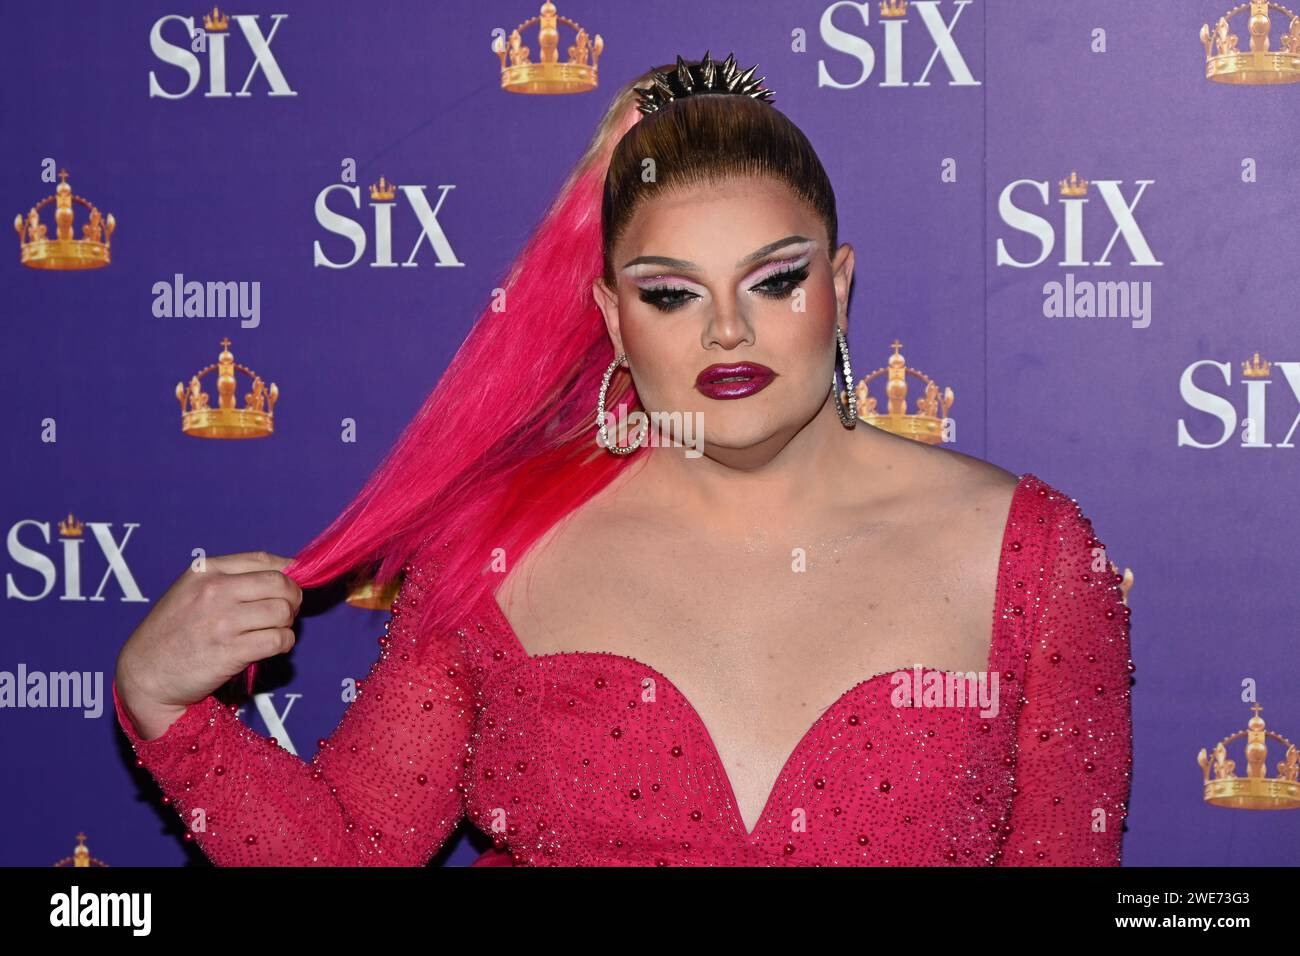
top-left (832, 326), bottom-right (858, 428)
top-left (597, 353), bottom-right (648, 455)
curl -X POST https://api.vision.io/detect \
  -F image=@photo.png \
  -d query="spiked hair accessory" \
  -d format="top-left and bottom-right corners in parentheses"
top-left (632, 50), bottom-right (776, 116)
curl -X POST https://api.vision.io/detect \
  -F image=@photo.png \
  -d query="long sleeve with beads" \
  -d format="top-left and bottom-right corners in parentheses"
top-left (996, 490), bottom-right (1134, 865)
top-left (113, 562), bottom-right (474, 865)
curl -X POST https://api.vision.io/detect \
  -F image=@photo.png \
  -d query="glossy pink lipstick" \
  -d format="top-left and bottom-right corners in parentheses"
top-left (694, 362), bottom-right (776, 399)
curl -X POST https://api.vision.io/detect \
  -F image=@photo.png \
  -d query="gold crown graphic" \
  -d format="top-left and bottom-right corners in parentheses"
top-left (1059, 170), bottom-right (1089, 197)
top-left (369, 176), bottom-right (396, 201)
top-left (52, 832), bottom-right (108, 867)
top-left (57, 513), bottom-right (84, 538)
top-left (1200, 1), bottom-right (1300, 84)
top-left (14, 169), bottom-right (116, 270)
top-left (346, 575), bottom-right (403, 610)
top-left (203, 5), bottom-right (229, 31)
top-left (1242, 351), bottom-right (1272, 378)
top-left (491, 2), bottom-right (603, 94)
top-left (1113, 564), bottom-right (1134, 606)
top-left (1198, 703), bottom-right (1300, 809)
top-left (843, 339), bottom-right (954, 444)
top-left (879, 0), bottom-right (908, 17)
top-left (175, 338), bottom-right (279, 439)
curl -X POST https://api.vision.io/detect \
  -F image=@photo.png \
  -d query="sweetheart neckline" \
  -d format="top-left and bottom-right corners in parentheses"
top-left (476, 472), bottom-right (1033, 841)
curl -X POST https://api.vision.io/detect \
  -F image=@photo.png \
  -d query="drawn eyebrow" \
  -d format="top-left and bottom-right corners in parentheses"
top-left (621, 234), bottom-right (813, 273)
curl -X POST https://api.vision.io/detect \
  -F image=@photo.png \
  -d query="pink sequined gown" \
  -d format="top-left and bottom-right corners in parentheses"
top-left (113, 472), bottom-right (1134, 865)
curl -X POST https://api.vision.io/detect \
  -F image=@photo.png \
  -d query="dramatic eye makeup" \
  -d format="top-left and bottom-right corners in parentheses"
top-left (624, 236), bottom-right (815, 314)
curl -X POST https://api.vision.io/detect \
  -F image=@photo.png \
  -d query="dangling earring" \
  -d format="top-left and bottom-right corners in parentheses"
top-left (831, 325), bottom-right (858, 428)
top-left (597, 353), bottom-right (648, 455)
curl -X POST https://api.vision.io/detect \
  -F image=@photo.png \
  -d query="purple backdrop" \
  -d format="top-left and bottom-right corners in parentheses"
top-left (3, 0), bottom-right (1297, 866)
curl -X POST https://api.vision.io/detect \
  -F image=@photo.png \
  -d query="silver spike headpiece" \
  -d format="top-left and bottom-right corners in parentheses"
top-left (633, 51), bottom-right (776, 116)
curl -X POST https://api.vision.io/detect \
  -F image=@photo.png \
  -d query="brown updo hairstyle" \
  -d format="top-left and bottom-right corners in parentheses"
top-left (598, 57), bottom-right (840, 290)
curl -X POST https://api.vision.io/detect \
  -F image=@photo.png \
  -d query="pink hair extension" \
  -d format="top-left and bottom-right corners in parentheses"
top-left (239, 99), bottom-right (648, 696)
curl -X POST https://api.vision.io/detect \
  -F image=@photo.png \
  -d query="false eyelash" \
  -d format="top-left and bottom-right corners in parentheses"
top-left (637, 284), bottom-right (697, 312)
top-left (637, 264), bottom-right (811, 313)
top-left (750, 264), bottom-right (809, 299)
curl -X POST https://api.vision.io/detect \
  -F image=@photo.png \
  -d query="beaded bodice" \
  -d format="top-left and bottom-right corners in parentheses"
top-left (114, 472), bottom-right (1134, 866)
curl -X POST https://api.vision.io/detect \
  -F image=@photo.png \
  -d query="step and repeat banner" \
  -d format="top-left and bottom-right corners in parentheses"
top-left (3, 1), bottom-right (1297, 866)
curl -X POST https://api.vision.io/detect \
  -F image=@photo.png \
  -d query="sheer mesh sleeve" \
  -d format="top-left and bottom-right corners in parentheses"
top-left (113, 560), bottom-right (474, 865)
top-left (997, 489), bottom-right (1134, 865)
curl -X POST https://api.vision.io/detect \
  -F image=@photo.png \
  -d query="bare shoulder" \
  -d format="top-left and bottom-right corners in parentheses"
top-left (946, 448), bottom-right (1021, 513)
top-left (849, 435), bottom-right (1024, 650)
top-left (873, 430), bottom-right (1020, 522)
top-left (927, 449), bottom-right (1020, 548)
